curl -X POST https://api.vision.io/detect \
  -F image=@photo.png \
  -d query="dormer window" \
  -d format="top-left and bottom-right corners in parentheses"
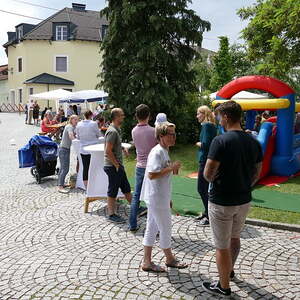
top-left (56, 25), bottom-right (68, 41)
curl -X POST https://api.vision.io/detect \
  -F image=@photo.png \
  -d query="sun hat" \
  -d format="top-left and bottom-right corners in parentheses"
top-left (155, 113), bottom-right (167, 126)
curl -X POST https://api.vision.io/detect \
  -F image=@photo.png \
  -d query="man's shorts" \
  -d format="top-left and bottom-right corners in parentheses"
top-left (208, 201), bottom-right (251, 249)
top-left (103, 165), bottom-right (131, 198)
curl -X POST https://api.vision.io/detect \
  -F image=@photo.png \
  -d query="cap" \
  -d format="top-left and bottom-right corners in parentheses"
top-left (155, 113), bottom-right (167, 126)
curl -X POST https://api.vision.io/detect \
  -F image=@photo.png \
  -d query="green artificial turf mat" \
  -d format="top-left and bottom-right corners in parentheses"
top-left (129, 176), bottom-right (300, 215)
top-left (252, 188), bottom-right (300, 213)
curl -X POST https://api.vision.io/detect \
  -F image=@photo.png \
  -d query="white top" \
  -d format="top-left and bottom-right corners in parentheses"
top-left (75, 120), bottom-right (100, 154)
top-left (28, 101), bottom-right (34, 110)
top-left (83, 142), bottom-right (130, 153)
top-left (141, 144), bottom-right (172, 209)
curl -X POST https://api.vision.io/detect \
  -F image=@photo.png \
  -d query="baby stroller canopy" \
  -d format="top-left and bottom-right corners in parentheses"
top-left (18, 135), bottom-right (58, 168)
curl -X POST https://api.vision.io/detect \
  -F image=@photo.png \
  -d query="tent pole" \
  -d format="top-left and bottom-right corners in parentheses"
top-left (47, 84), bottom-right (50, 108)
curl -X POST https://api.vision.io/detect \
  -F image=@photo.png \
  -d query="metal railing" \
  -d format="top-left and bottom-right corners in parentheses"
top-left (0, 103), bottom-right (24, 112)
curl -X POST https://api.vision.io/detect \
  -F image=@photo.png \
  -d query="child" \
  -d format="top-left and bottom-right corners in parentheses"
top-left (141, 122), bottom-right (187, 272)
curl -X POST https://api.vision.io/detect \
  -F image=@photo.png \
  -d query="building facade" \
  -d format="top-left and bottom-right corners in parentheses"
top-left (0, 65), bottom-right (8, 106)
top-left (3, 3), bottom-right (108, 108)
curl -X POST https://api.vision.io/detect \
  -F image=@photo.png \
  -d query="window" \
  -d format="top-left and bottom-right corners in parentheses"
top-left (56, 25), bottom-right (68, 41)
top-left (55, 56), bottom-right (68, 72)
top-left (18, 57), bottom-right (22, 72)
top-left (18, 88), bottom-right (23, 103)
top-left (29, 88), bottom-right (34, 95)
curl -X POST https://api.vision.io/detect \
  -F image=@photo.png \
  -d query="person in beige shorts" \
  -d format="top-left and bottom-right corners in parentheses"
top-left (208, 201), bottom-right (251, 249)
top-left (202, 101), bottom-right (263, 298)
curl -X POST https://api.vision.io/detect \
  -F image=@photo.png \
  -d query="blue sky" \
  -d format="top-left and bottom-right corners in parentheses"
top-left (0, 0), bottom-right (256, 65)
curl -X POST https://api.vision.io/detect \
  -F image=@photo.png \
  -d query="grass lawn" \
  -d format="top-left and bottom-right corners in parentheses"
top-left (124, 144), bottom-right (300, 225)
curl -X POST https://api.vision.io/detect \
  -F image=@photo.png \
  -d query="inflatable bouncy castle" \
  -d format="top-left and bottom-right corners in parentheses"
top-left (213, 75), bottom-right (300, 177)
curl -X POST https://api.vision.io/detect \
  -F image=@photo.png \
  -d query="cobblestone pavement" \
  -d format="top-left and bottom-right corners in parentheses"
top-left (0, 113), bottom-right (299, 300)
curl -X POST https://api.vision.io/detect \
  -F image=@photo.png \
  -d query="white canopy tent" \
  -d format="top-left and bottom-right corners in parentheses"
top-left (59, 90), bottom-right (108, 114)
top-left (29, 89), bottom-right (73, 111)
top-left (59, 90), bottom-right (108, 103)
top-left (210, 90), bottom-right (268, 100)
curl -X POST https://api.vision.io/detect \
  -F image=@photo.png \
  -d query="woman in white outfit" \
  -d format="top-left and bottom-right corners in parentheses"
top-left (141, 122), bottom-right (188, 272)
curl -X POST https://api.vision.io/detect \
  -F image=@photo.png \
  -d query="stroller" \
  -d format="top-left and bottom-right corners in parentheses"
top-left (19, 135), bottom-right (59, 184)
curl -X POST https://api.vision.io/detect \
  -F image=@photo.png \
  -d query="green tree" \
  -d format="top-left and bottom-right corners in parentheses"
top-left (287, 68), bottom-right (300, 98)
top-left (192, 52), bottom-right (213, 93)
top-left (98, 0), bottom-right (210, 140)
top-left (209, 36), bottom-right (233, 91)
top-left (229, 43), bottom-right (258, 78)
top-left (238, 0), bottom-right (300, 80)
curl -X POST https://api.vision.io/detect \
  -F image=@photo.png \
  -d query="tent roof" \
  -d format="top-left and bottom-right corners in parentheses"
top-left (29, 88), bottom-right (72, 100)
top-left (24, 73), bottom-right (74, 85)
top-left (210, 90), bottom-right (268, 100)
top-left (59, 89), bottom-right (108, 103)
top-left (232, 91), bottom-right (268, 99)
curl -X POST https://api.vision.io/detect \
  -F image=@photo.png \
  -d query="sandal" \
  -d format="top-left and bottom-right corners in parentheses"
top-left (166, 259), bottom-right (188, 269)
top-left (142, 262), bottom-right (166, 273)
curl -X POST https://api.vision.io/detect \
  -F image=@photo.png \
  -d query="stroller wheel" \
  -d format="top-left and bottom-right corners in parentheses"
top-left (35, 173), bottom-right (41, 184)
top-left (30, 167), bottom-right (36, 177)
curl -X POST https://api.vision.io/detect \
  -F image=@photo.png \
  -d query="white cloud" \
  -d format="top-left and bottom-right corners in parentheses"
top-left (0, 1), bottom-right (45, 64)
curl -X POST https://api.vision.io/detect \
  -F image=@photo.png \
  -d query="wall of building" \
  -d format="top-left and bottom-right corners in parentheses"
top-left (0, 79), bottom-right (9, 105)
top-left (7, 39), bottom-right (103, 105)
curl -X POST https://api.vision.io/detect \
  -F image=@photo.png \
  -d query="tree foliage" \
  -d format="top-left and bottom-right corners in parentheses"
top-left (191, 52), bottom-right (213, 93)
top-left (209, 36), bottom-right (233, 91)
top-left (229, 43), bottom-right (259, 78)
top-left (192, 42), bottom-right (260, 95)
top-left (98, 0), bottom-right (210, 141)
top-left (238, 0), bottom-right (300, 79)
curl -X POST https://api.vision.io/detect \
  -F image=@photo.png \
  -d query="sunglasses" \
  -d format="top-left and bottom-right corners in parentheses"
top-left (166, 133), bottom-right (176, 137)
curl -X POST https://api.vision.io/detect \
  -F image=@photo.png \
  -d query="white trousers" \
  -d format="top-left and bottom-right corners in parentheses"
top-left (143, 206), bottom-right (172, 249)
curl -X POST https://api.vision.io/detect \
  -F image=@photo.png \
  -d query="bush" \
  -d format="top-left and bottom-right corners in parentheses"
top-left (106, 92), bottom-right (213, 144)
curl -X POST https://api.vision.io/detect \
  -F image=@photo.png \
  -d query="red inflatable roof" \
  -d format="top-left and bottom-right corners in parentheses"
top-left (217, 76), bottom-right (294, 99)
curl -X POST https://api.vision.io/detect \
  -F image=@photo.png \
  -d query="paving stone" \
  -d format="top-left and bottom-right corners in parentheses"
top-left (0, 113), bottom-right (299, 299)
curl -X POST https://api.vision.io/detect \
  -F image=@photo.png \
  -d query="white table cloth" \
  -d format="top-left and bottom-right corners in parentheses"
top-left (72, 137), bottom-right (105, 190)
top-left (83, 142), bottom-right (132, 198)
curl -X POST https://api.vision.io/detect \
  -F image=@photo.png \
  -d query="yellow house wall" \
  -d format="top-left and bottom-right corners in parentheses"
top-left (7, 40), bottom-right (103, 108)
top-left (0, 79), bottom-right (9, 105)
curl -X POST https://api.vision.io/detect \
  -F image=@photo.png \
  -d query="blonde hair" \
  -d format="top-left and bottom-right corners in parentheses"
top-left (155, 122), bottom-right (175, 140)
top-left (69, 114), bottom-right (78, 124)
top-left (69, 114), bottom-right (78, 121)
top-left (197, 105), bottom-right (215, 124)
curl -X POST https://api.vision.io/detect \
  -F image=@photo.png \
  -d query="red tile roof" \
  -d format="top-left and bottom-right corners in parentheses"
top-left (0, 64), bottom-right (8, 73)
top-left (0, 65), bottom-right (8, 80)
